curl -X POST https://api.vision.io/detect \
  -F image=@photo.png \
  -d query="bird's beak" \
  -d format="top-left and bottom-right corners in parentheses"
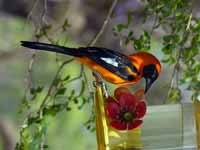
top-left (142, 64), bottom-right (159, 93)
top-left (144, 77), bottom-right (154, 93)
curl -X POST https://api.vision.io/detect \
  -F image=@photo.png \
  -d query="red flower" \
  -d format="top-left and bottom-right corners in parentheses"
top-left (105, 88), bottom-right (146, 130)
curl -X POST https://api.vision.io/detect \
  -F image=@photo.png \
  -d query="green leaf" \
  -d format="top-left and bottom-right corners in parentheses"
top-left (43, 145), bottom-right (49, 149)
top-left (27, 116), bottom-right (41, 125)
top-left (73, 98), bottom-right (79, 104)
top-left (116, 24), bottom-right (126, 32)
top-left (161, 57), bottom-right (170, 63)
top-left (68, 89), bottom-right (76, 100)
top-left (162, 44), bottom-right (174, 54)
top-left (167, 88), bottom-right (182, 103)
top-left (43, 104), bottom-right (65, 116)
top-left (163, 34), bottom-right (180, 44)
top-left (55, 87), bottom-right (66, 96)
top-left (18, 98), bottom-right (30, 113)
top-left (63, 75), bottom-right (70, 81)
top-left (128, 31), bottom-right (133, 38)
top-left (62, 19), bottom-right (71, 30)
top-left (133, 31), bottom-right (150, 50)
top-left (30, 86), bottom-right (43, 95)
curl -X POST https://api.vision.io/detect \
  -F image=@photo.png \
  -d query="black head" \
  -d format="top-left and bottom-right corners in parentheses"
top-left (142, 64), bottom-right (159, 93)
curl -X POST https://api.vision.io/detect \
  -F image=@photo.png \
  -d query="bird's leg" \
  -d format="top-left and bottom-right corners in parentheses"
top-left (92, 70), bottom-right (108, 99)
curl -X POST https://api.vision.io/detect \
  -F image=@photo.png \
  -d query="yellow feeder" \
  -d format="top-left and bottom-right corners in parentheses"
top-left (93, 72), bottom-right (199, 150)
top-left (93, 71), bottom-right (142, 150)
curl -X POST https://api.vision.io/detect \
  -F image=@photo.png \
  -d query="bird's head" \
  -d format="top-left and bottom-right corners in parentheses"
top-left (142, 63), bottom-right (160, 93)
top-left (129, 52), bottom-right (161, 93)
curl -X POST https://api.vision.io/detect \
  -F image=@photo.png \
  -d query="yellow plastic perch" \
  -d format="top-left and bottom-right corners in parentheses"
top-left (194, 99), bottom-right (200, 150)
top-left (93, 72), bottom-right (142, 150)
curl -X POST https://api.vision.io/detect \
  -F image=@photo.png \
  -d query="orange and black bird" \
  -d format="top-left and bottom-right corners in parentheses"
top-left (21, 41), bottom-right (161, 93)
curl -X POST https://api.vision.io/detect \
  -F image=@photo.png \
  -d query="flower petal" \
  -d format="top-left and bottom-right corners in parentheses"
top-left (114, 86), bottom-right (131, 99)
top-left (128, 120), bottom-right (143, 130)
top-left (110, 121), bottom-right (127, 130)
top-left (106, 97), bottom-right (120, 119)
top-left (118, 93), bottom-right (137, 110)
top-left (135, 101), bottom-right (146, 118)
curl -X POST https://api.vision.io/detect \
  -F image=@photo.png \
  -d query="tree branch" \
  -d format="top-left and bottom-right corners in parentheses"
top-left (88, 0), bottom-right (118, 46)
top-left (39, 58), bottom-right (74, 113)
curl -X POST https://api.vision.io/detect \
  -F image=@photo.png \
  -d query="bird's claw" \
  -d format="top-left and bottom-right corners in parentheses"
top-left (92, 70), bottom-right (108, 99)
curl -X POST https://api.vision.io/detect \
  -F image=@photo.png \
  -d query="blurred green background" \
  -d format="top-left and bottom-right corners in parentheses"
top-left (0, 0), bottom-right (198, 149)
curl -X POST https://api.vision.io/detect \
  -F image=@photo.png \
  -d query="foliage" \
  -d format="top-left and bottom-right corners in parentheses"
top-left (16, 67), bottom-right (93, 150)
top-left (16, 19), bottom-right (94, 149)
top-left (15, 0), bottom-right (200, 150)
top-left (114, 0), bottom-right (200, 103)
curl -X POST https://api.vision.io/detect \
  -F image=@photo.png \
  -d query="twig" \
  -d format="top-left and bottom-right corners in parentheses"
top-left (186, 14), bottom-right (192, 31)
top-left (25, 0), bottom-right (40, 27)
top-left (67, 64), bottom-right (84, 83)
top-left (79, 0), bottom-right (119, 95)
top-left (38, 58), bottom-right (73, 150)
top-left (164, 48), bottom-right (181, 103)
top-left (27, 51), bottom-right (36, 90)
top-left (39, 58), bottom-right (74, 112)
top-left (23, 30), bottom-right (40, 103)
top-left (24, 0), bottom-right (48, 100)
top-left (88, 0), bottom-right (118, 46)
top-left (41, 0), bottom-right (48, 25)
top-left (164, 12), bottom-right (193, 104)
top-left (25, 0), bottom-right (48, 93)
top-left (150, 14), bottom-right (158, 35)
top-left (86, 0), bottom-right (119, 94)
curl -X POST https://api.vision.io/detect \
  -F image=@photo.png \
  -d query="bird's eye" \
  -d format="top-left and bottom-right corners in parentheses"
top-left (143, 64), bottom-right (158, 79)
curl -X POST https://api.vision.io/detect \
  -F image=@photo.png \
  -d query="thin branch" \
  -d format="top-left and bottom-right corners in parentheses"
top-left (39, 58), bottom-right (74, 113)
top-left (88, 0), bottom-right (118, 46)
top-left (24, 0), bottom-right (48, 100)
top-left (67, 64), bottom-right (84, 83)
top-left (24, 0), bottom-right (49, 110)
top-left (72, 0), bottom-right (119, 95)
top-left (23, 0), bottom-right (41, 98)
top-left (25, 0), bottom-right (40, 27)
top-left (150, 14), bottom-right (159, 35)
top-left (164, 12), bottom-right (193, 104)
top-left (27, 51), bottom-right (36, 89)
top-left (41, 0), bottom-right (48, 25)
top-left (24, 0), bottom-right (49, 96)
top-left (186, 14), bottom-right (192, 31)
top-left (164, 48), bottom-right (181, 103)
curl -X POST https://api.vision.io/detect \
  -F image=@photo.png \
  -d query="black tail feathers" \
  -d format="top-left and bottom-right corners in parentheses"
top-left (21, 41), bottom-right (82, 57)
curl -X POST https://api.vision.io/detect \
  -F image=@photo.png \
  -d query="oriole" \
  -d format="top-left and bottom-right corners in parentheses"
top-left (21, 41), bottom-right (161, 92)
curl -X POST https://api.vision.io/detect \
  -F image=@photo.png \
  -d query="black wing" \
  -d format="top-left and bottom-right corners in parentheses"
top-left (78, 47), bottom-right (138, 81)
top-left (21, 41), bottom-right (138, 81)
